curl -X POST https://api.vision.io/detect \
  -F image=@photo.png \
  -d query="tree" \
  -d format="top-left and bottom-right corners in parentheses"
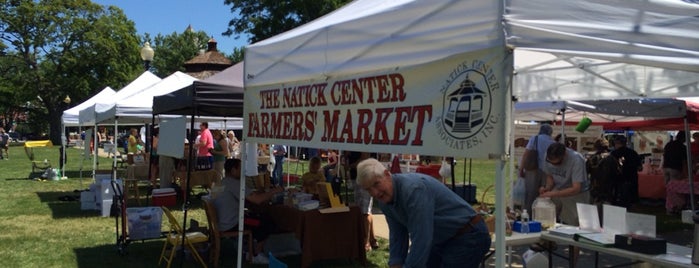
top-left (0, 1), bottom-right (142, 144)
top-left (223, 0), bottom-right (352, 43)
top-left (150, 29), bottom-right (211, 78)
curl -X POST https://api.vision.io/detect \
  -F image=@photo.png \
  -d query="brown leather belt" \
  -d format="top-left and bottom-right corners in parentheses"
top-left (453, 214), bottom-right (483, 238)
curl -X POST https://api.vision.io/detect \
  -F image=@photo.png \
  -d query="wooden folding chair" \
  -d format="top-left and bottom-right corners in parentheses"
top-left (202, 198), bottom-right (253, 267)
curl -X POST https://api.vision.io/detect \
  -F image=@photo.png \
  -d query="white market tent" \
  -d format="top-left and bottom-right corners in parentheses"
top-left (507, 0), bottom-right (699, 101)
top-left (78, 71), bottom-right (161, 177)
top-left (514, 99), bottom-right (691, 125)
top-left (239, 0), bottom-right (699, 267)
top-left (78, 71), bottom-right (161, 126)
top-left (244, 0), bottom-right (510, 267)
top-left (95, 71), bottom-right (198, 124)
top-left (60, 87), bottom-right (116, 177)
top-left (62, 87), bottom-right (116, 127)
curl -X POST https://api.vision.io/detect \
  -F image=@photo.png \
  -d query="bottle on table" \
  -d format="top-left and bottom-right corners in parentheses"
top-left (521, 209), bottom-right (530, 234)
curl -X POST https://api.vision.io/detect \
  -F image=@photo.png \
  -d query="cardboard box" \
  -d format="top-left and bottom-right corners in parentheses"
top-left (152, 188), bottom-right (176, 207)
top-left (127, 207), bottom-right (163, 240)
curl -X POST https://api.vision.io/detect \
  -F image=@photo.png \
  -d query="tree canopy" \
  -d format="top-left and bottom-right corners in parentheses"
top-left (223, 0), bottom-right (352, 43)
top-left (0, 0), bottom-right (142, 143)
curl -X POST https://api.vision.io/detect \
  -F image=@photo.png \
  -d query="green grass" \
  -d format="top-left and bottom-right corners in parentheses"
top-left (0, 144), bottom-right (688, 267)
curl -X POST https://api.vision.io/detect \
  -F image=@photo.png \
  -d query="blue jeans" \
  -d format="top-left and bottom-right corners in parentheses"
top-left (272, 155), bottom-right (285, 185)
top-left (426, 220), bottom-right (491, 268)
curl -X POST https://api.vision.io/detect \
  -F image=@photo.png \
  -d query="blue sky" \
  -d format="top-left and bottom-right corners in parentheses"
top-left (92, 0), bottom-right (249, 55)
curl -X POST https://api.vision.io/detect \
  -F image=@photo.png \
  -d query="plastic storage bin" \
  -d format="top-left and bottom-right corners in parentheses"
top-left (127, 207), bottom-right (163, 240)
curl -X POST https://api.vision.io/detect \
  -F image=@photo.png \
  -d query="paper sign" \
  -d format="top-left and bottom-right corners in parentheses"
top-left (626, 212), bottom-right (656, 238)
top-left (577, 203), bottom-right (601, 232)
top-left (602, 204), bottom-right (627, 240)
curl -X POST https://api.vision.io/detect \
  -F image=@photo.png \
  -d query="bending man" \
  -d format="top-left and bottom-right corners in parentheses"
top-left (357, 158), bottom-right (490, 268)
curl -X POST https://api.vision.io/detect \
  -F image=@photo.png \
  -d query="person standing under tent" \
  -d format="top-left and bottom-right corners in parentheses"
top-left (586, 138), bottom-right (615, 205)
top-left (210, 130), bottom-right (229, 178)
top-left (662, 131), bottom-right (688, 185)
top-left (691, 132), bottom-right (699, 169)
top-left (357, 158), bottom-right (490, 267)
top-left (610, 135), bottom-right (641, 208)
top-left (272, 144), bottom-right (286, 186)
top-left (127, 128), bottom-right (143, 154)
top-left (227, 130), bottom-right (240, 159)
top-left (195, 122), bottom-right (214, 169)
top-left (519, 123), bottom-right (555, 213)
top-left (150, 127), bottom-right (160, 183)
top-left (301, 156), bottom-right (325, 197)
top-left (354, 152), bottom-right (378, 251)
top-left (539, 142), bottom-right (590, 226)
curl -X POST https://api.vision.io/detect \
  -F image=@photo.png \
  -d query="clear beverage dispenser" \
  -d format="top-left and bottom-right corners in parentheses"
top-left (533, 197), bottom-right (556, 230)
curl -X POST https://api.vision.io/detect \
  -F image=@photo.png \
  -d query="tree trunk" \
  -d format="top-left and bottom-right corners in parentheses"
top-left (49, 108), bottom-right (62, 146)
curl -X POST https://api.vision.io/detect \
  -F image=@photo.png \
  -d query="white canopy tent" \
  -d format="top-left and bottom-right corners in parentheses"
top-left (60, 87), bottom-right (116, 178)
top-left (506, 0), bottom-right (699, 101)
top-left (244, 0), bottom-right (510, 267)
top-left (62, 87), bottom-right (116, 127)
top-left (78, 71), bottom-right (161, 126)
top-left (78, 71), bottom-right (161, 178)
top-left (514, 99), bottom-right (690, 124)
top-left (94, 71), bottom-right (197, 125)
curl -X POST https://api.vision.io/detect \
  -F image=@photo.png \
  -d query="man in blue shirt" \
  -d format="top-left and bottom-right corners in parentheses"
top-left (357, 158), bottom-right (490, 268)
top-left (271, 144), bottom-right (286, 186)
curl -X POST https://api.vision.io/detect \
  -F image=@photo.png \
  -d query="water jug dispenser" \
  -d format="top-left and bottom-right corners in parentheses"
top-left (533, 197), bottom-right (556, 230)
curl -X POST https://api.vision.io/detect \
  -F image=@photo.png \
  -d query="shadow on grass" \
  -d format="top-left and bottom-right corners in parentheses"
top-left (74, 239), bottom-right (180, 268)
top-left (36, 191), bottom-right (105, 219)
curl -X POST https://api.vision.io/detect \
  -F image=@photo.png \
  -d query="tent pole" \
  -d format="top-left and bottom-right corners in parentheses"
top-left (561, 108), bottom-right (566, 143)
top-left (147, 115), bottom-right (155, 190)
top-left (179, 112), bottom-right (197, 267)
top-left (93, 124), bottom-right (98, 180)
top-left (236, 141), bottom-right (248, 268)
top-left (684, 118), bottom-right (694, 212)
top-left (112, 119), bottom-right (118, 181)
top-left (61, 123), bottom-right (66, 179)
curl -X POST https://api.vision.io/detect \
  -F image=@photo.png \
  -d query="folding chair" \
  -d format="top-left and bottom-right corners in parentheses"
top-left (24, 140), bottom-right (53, 173)
top-left (201, 198), bottom-right (253, 267)
top-left (159, 207), bottom-right (208, 268)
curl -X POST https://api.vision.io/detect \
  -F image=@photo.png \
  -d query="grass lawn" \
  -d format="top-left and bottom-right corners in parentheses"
top-left (0, 144), bottom-right (690, 267)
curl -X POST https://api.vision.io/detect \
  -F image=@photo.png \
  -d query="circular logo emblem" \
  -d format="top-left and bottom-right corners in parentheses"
top-left (440, 69), bottom-right (492, 139)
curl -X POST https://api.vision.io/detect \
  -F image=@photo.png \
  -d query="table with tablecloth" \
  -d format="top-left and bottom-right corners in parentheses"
top-left (265, 205), bottom-right (366, 268)
top-left (665, 178), bottom-right (699, 212)
top-left (638, 173), bottom-right (666, 199)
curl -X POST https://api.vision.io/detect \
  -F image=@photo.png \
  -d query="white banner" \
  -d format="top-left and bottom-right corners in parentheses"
top-left (244, 47), bottom-right (510, 158)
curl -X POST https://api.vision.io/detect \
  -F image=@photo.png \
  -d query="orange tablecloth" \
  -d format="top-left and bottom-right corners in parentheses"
top-left (266, 205), bottom-right (366, 268)
top-left (638, 173), bottom-right (665, 199)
